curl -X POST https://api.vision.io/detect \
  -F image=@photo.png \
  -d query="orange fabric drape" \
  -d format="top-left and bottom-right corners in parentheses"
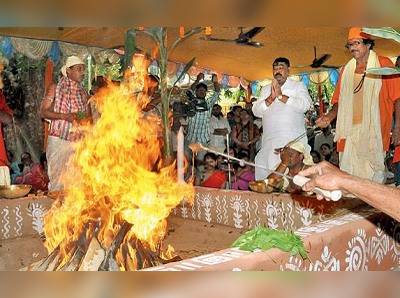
top-left (228, 76), bottom-right (240, 88)
top-left (318, 85), bottom-right (324, 116)
top-left (43, 58), bottom-right (53, 152)
top-left (167, 61), bottom-right (179, 76)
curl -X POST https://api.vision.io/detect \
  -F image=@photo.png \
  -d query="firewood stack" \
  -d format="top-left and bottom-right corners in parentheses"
top-left (21, 221), bottom-right (181, 271)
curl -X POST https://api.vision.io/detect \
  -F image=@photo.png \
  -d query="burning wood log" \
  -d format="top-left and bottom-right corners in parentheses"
top-left (78, 235), bottom-right (106, 271)
top-left (98, 221), bottom-right (133, 271)
top-left (58, 223), bottom-right (92, 271)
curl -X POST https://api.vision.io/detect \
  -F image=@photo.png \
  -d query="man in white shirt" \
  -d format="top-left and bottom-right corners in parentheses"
top-left (314, 125), bottom-right (335, 155)
top-left (252, 57), bottom-right (312, 180)
top-left (209, 104), bottom-right (231, 153)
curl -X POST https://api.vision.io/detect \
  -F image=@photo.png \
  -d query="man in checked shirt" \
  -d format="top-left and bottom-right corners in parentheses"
top-left (185, 73), bottom-right (220, 172)
top-left (40, 56), bottom-right (91, 192)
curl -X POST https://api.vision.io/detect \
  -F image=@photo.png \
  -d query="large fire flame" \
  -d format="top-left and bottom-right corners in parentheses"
top-left (43, 56), bottom-right (194, 270)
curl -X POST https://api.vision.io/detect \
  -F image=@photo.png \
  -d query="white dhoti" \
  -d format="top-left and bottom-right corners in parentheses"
top-left (46, 136), bottom-right (75, 192)
top-left (254, 135), bottom-right (310, 180)
top-left (339, 124), bottom-right (385, 183)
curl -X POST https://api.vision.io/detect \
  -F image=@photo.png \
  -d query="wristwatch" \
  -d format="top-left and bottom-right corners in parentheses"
top-left (275, 95), bottom-right (283, 100)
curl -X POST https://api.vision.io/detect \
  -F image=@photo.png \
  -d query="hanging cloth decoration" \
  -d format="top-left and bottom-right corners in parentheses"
top-left (251, 83), bottom-right (259, 95)
top-left (0, 37), bottom-right (13, 58)
top-left (301, 75), bottom-right (310, 87)
top-left (167, 61), bottom-right (179, 76)
top-left (48, 41), bottom-right (60, 65)
top-left (239, 78), bottom-right (249, 88)
top-left (59, 41), bottom-right (89, 61)
top-left (309, 71), bottom-right (330, 85)
top-left (228, 76), bottom-right (240, 88)
top-left (329, 70), bottom-right (339, 87)
top-left (222, 76), bottom-right (228, 89)
top-left (10, 37), bottom-right (52, 60)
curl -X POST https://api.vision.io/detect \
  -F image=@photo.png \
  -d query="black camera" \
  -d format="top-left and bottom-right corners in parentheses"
top-left (172, 89), bottom-right (209, 118)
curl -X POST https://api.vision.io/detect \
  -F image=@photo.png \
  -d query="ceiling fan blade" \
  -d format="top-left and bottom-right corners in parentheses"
top-left (239, 40), bottom-right (264, 47)
top-left (291, 65), bottom-right (312, 68)
top-left (243, 27), bottom-right (265, 39)
top-left (315, 54), bottom-right (332, 65)
top-left (200, 37), bottom-right (237, 43)
top-left (320, 65), bottom-right (340, 69)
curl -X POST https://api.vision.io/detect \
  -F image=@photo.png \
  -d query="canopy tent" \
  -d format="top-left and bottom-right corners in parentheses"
top-left (0, 27), bottom-right (399, 82)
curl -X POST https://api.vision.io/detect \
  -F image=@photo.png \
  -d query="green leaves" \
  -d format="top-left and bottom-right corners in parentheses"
top-left (362, 27), bottom-right (400, 44)
top-left (122, 29), bottom-right (136, 73)
top-left (230, 225), bottom-right (308, 259)
top-left (365, 67), bottom-right (400, 75)
top-left (173, 57), bottom-right (196, 87)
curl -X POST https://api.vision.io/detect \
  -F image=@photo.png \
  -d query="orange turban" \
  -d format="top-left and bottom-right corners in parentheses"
top-left (348, 27), bottom-right (371, 40)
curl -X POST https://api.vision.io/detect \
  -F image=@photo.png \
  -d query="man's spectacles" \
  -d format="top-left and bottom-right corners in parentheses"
top-left (345, 41), bottom-right (362, 49)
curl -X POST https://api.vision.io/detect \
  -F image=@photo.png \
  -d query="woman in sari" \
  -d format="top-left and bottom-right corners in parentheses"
top-left (195, 153), bottom-right (226, 189)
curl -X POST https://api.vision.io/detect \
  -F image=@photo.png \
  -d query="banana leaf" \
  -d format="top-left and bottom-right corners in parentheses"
top-left (122, 29), bottom-right (136, 73)
top-left (362, 27), bottom-right (400, 43)
top-left (230, 225), bottom-right (308, 260)
top-left (365, 67), bottom-right (400, 75)
top-left (172, 57), bottom-right (196, 88)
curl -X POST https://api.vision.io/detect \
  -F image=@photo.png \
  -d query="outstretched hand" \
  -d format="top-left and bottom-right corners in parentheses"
top-left (298, 161), bottom-right (350, 200)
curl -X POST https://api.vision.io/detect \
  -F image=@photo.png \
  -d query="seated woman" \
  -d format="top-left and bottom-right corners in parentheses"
top-left (195, 153), bottom-right (226, 189)
top-left (29, 153), bottom-right (49, 192)
top-left (231, 150), bottom-right (255, 191)
top-left (267, 142), bottom-right (314, 193)
top-left (14, 152), bottom-right (35, 185)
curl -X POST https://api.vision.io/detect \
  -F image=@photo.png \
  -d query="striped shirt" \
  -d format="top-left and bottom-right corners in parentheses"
top-left (49, 76), bottom-right (88, 142)
top-left (185, 91), bottom-right (220, 145)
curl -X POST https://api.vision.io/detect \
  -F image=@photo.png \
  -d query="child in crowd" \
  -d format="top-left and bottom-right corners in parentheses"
top-left (320, 143), bottom-right (332, 161)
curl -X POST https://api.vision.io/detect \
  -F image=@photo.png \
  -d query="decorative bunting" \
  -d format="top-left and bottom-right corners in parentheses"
top-left (0, 37), bottom-right (13, 58)
top-left (222, 76), bottom-right (228, 88)
top-left (329, 70), bottom-right (339, 87)
top-left (10, 37), bottom-right (52, 60)
top-left (251, 83), bottom-right (259, 95)
top-left (48, 41), bottom-right (60, 65)
top-left (301, 75), bottom-right (310, 87)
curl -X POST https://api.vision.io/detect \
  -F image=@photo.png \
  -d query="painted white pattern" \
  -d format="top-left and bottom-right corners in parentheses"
top-left (215, 195), bottom-right (222, 224)
top-left (391, 220), bottom-right (400, 265)
top-left (222, 196), bottom-right (229, 225)
top-left (230, 195), bottom-right (244, 229)
top-left (181, 200), bottom-right (188, 218)
top-left (369, 224), bottom-right (390, 265)
top-left (253, 200), bottom-right (261, 227)
top-left (201, 194), bottom-right (213, 223)
top-left (280, 256), bottom-right (306, 271)
top-left (296, 201), bottom-right (313, 227)
top-left (280, 201), bottom-right (288, 231)
top-left (13, 206), bottom-right (23, 237)
top-left (26, 203), bottom-right (46, 234)
top-left (191, 193), bottom-right (198, 219)
top-left (191, 254), bottom-right (233, 265)
top-left (345, 229), bottom-right (369, 271)
top-left (263, 199), bottom-right (279, 230)
top-left (1, 206), bottom-right (10, 239)
top-left (310, 246), bottom-right (340, 271)
top-left (197, 193), bottom-right (202, 220)
top-left (245, 199), bottom-right (251, 229)
top-left (287, 201), bottom-right (295, 229)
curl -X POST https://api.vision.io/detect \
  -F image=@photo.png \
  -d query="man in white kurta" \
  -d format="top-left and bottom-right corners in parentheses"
top-left (252, 57), bottom-right (312, 180)
top-left (209, 104), bottom-right (231, 153)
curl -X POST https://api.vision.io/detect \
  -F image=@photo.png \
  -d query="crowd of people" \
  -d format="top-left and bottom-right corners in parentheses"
top-left (0, 28), bottom-right (399, 215)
